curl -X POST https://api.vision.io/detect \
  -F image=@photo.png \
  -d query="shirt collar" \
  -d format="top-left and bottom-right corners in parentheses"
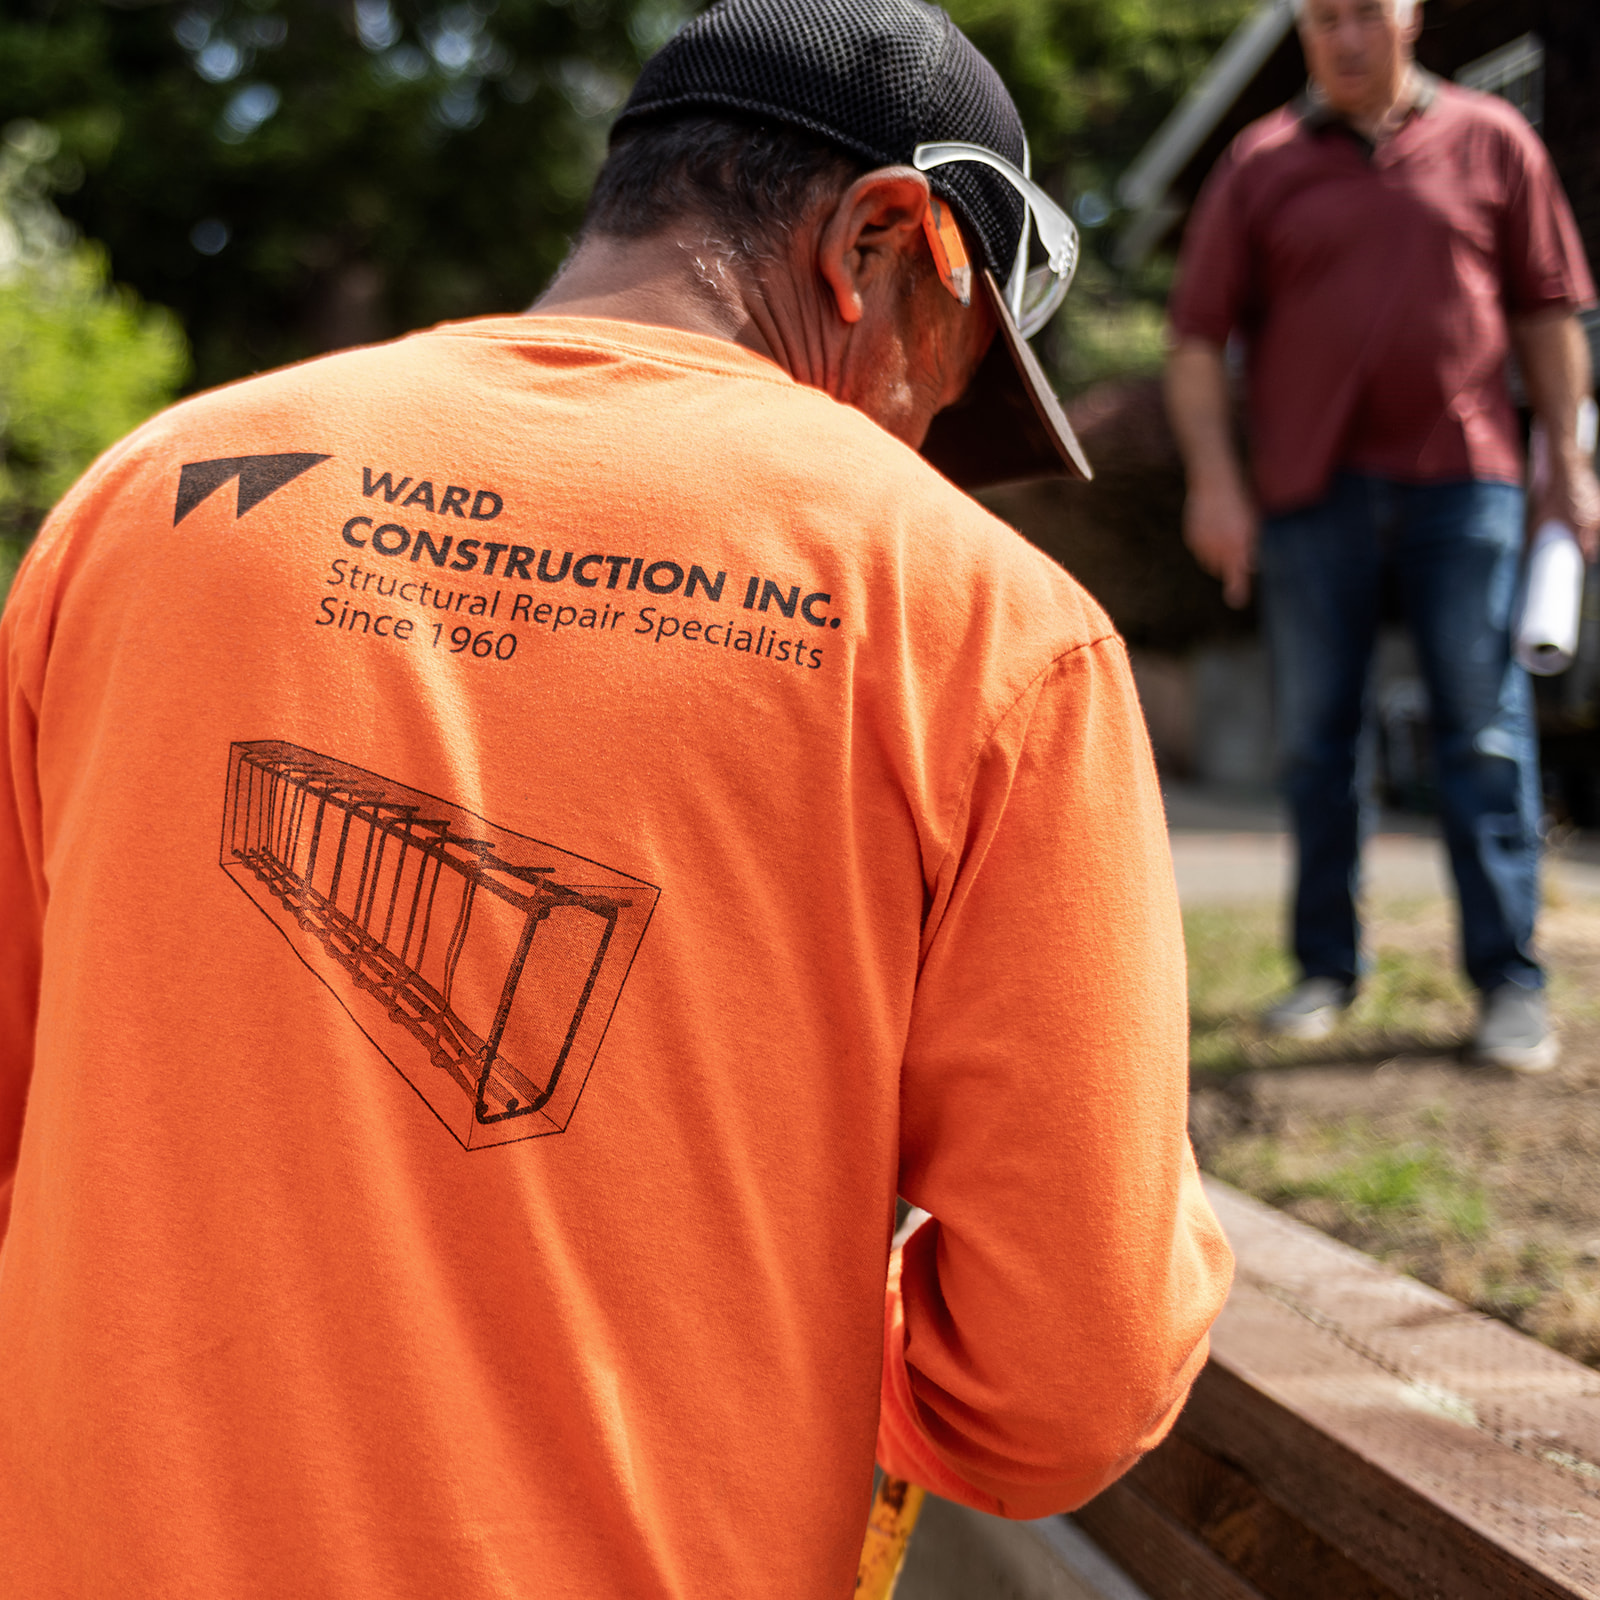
top-left (1292, 65), bottom-right (1440, 139)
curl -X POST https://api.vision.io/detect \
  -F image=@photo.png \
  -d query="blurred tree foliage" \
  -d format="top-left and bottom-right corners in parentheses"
top-left (0, 0), bottom-right (1252, 400)
top-left (0, 0), bottom-right (681, 394)
top-left (944, 0), bottom-right (1255, 198)
top-left (0, 119), bottom-right (186, 595)
top-left (937, 0), bottom-right (1260, 391)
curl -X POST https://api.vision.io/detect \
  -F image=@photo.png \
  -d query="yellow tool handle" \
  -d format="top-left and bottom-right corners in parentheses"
top-left (855, 1475), bottom-right (926, 1598)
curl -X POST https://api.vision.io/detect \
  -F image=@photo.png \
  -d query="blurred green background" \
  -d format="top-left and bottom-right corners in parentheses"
top-left (0, 0), bottom-right (1254, 594)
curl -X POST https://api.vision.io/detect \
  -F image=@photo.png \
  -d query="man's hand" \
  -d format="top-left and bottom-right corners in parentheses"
top-left (1512, 310), bottom-right (1600, 558)
top-left (1538, 451), bottom-right (1600, 560)
top-left (1164, 338), bottom-right (1258, 606)
top-left (1183, 472), bottom-right (1259, 608)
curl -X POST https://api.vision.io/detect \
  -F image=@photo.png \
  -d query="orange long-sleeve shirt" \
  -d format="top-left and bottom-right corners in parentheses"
top-left (0, 315), bottom-right (1231, 1598)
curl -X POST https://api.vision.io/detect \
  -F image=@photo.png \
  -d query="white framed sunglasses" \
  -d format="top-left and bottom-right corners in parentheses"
top-left (911, 140), bottom-right (1080, 340)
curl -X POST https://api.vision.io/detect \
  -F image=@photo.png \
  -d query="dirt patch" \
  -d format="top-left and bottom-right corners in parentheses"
top-left (1187, 888), bottom-right (1600, 1368)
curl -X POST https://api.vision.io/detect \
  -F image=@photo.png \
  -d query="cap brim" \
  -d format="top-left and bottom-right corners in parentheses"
top-left (919, 269), bottom-right (1093, 491)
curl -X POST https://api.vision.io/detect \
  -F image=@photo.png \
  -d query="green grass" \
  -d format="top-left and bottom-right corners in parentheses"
top-left (1209, 1126), bottom-right (1492, 1244)
top-left (1184, 904), bottom-right (1293, 1018)
top-left (1185, 889), bottom-right (1600, 1367)
top-left (1358, 944), bottom-right (1468, 1025)
top-left (1183, 903), bottom-right (1290, 1076)
top-left (1294, 1142), bottom-right (1491, 1239)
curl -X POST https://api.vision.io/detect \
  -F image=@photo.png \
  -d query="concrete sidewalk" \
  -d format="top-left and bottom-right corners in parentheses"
top-left (1163, 782), bottom-right (1600, 906)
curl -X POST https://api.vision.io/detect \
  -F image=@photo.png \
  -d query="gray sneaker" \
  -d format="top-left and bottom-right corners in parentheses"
top-left (1259, 977), bottom-right (1355, 1041)
top-left (1471, 984), bottom-right (1558, 1073)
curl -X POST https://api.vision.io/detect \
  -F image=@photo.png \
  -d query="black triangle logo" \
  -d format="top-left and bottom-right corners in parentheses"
top-left (173, 452), bottom-right (332, 526)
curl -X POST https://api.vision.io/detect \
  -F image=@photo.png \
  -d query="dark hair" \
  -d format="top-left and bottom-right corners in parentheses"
top-left (579, 113), bottom-right (869, 258)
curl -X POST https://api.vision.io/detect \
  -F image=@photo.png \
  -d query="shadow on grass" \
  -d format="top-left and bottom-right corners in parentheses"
top-left (1183, 899), bottom-right (1487, 1082)
top-left (1189, 1013), bottom-right (1468, 1085)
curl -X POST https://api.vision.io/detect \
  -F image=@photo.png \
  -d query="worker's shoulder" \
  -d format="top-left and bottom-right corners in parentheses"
top-left (45, 326), bottom-right (475, 522)
top-left (750, 387), bottom-right (1114, 657)
top-left (53, 337), bottom-right (403, 497)
top-left (154, 335), bottom-right (431, 451)
top-left (15, 341), bottom-right (413, 603)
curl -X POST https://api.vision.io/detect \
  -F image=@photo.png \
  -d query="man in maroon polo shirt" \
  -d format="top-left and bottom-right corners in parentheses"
top-left (1165, 0), bottom-right (1599, 1070)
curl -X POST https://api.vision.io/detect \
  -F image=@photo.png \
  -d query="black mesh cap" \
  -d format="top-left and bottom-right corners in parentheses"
top-left (614, 0), bottom-right (1027, 281)
top-left (612, 0), bottom-right (1091, 487)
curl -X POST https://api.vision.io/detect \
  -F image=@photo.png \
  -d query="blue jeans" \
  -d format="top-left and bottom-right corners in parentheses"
top-left (1257, 474), bottom-right (1542, 995)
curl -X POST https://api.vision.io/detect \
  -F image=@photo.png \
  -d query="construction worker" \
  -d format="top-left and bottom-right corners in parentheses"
top-left (0, 3), bottom-right (1231, 1593)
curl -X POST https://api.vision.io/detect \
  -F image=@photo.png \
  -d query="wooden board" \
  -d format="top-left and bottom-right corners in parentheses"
top-left (1073, 1479), bottom-right (1271, 1600)
top-left (1178, 1179), bottom-right (1600, 1600)
top-left (1121, 1430), bottom-right (1403, 1600)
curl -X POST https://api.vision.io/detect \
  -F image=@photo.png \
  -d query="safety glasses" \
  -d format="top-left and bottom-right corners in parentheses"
top-left (911, 140), bottom-right (1080, 340)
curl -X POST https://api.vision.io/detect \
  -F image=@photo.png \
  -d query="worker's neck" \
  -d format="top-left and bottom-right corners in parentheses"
top-left (530, 228), bottom-right (798, 374)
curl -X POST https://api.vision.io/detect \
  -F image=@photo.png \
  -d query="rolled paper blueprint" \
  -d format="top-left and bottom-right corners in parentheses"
top-left (1516, 519), bottom-right (1584, 676)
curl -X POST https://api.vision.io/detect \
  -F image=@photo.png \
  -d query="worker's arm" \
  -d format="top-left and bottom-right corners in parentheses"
top-left (1513, 309), bottom-right (1600, 557)
top-left (0, 567), bottom-right (48, 1250)
top-left (1165, 339), bottom-right (1257, 608)
top-left (877, 634), bottom-right (1234, 1518)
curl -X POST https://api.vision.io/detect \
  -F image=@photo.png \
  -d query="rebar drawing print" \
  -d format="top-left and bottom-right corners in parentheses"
top-left (220, 741), bottom-right (658, 1149)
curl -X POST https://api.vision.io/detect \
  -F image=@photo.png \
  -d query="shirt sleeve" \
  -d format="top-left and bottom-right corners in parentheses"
top-left (0, 556), bottom-right (49, 1250)
top-left (876, 634), bottom-right (1234, 1519)
top-left (1167, 143), bottom-right (1254, 348)
top-left (1501, 115), bottom-right (1597, 314)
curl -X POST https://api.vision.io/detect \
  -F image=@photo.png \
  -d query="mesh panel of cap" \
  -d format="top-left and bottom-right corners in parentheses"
top-left (614, 0), bottom-right (1028, 280)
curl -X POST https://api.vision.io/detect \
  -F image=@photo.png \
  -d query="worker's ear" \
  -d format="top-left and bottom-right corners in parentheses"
top-left (816, 168), bottom-right (931, 326)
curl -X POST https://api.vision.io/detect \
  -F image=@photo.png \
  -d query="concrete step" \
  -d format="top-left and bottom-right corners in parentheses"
top-left (896, 1498), bottom-right (1152, 1600)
